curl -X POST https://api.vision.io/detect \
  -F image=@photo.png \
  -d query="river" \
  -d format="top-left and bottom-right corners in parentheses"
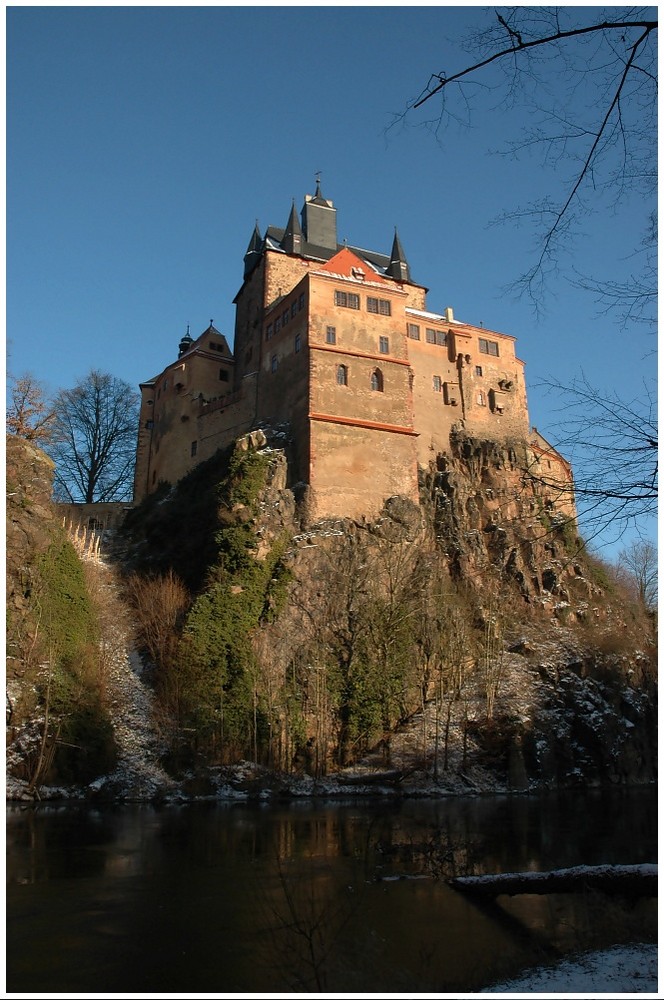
top-left (6, 786), bottom-right (657, 993)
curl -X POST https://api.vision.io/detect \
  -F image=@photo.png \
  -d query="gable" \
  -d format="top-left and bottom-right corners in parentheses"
top-left (318, 247), bottom-right (387, 284)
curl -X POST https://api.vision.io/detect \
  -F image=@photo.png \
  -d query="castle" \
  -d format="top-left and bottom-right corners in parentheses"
top-left (133, 182), bottom-right (573, 522)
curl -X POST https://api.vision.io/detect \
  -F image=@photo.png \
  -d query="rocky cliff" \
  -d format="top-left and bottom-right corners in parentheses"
top-left (6, 430), bottom-right (657, 799)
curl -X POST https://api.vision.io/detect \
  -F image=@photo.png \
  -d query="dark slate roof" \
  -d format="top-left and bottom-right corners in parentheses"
top-left (263, 225), bottom-right (395, 275)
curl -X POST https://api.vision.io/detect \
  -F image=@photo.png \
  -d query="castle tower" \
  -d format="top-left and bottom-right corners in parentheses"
top-left (135, 182), bottom-right (550, 522)
top-left (301, 179), bottom-right (337, 251)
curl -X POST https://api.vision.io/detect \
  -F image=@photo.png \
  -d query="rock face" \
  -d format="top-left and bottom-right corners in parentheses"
top-left (427, 433), bottom-right (593, 611)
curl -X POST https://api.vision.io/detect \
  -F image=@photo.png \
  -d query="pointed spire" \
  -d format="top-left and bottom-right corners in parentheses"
top-left (310, 171), bottom-right (333, 207)
top-left (386, 228), bottom-right (410, 282)
top-left (282, 199), bottom-right (303, 254)
top-left (178, 324), bottom-right (194, 358)
top-left (243, 221), bottom-right (263, 278)
top-left (245, 221), bottom-right (262, 256)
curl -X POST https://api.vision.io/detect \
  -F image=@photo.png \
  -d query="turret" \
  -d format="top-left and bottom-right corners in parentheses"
top-left (282, 199), bottom-right (303, 255)
top-left (243, 222), bottom-right (263, 278)
top-left (178, 326), bottom-right (194, 358)
top-left (385, 228), bottom-right (410, 282)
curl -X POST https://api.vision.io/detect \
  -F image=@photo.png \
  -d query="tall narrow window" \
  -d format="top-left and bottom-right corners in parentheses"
top-left (191, 441), bottom-right (198, 457)
top-left (371, 369), bottom-right (384, 392)
top-left (433, 375), bottom-right (442, 392)
top-left (407, 323), bottom-right (420, 340)
top-left (271, 355), bottom-right (278, 373)
top-left (425, 328), bottom-right (435, 344)
top-left (337, 364), bottom-right (348, 386)
top-left (379, 336), bottom-right (389, 354)
top-left (326, 326), bottom-right (336, 345)
top-left (294, 334), bottom-right (301, 353)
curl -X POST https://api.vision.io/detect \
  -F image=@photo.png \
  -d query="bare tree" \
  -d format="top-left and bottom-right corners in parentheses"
top-left (398, 8), bottom-right (657, 319)
top-left (48, 369), bottom-right (140, 502)
top-left (616, 539), bottom-right (658, 611)
top-left (6, 372), bottom-right (55, 443)
top-left (124, 570), bottom-right (190, 718)
top-left (530, 374), bottom-right (657, 538)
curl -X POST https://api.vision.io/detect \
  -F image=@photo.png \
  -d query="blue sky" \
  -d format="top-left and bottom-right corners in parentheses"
top-left (7, 6), bottom-right (657, 549)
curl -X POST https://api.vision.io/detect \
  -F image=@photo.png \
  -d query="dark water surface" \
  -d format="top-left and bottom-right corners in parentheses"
top-left (7, 787), bottom-right (657, 993)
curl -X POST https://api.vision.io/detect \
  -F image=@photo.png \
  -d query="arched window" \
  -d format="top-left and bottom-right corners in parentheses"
top-left (336, 364), bottom-right (348, 386)
top-left (371, 369), bottom-right (384, 392)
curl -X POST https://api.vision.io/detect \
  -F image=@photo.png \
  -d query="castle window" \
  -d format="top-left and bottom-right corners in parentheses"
top-left (275, 316), bottom-right (281, 333)
top-left (326, 326), bottom-right (336, 345)
top-left (425, 328), bottom-right (435, 344)
top-left (145, 419), bottom-right (154, 429)
top-left (291, 302), bottom-right (297, 319)
top-left (433, 375), bottom-right (442, 392)
top-left (379, 336), bottom-right (389, 354)
top-left (436, 330), bottom-right (447, 346)
top-left (294, 334), bottom-right (301, 353)
top-left (367, 296), bottom-right (391, 316)
top-left (298, 293), bottom-right (305, 311)
top-left (191, 441), bottom-right (198, 457)
top-left (219, 369), bottom-right (229, 381)
top-left (475, 365), bottom-right (483, 376)
top-left (479, 338), bottom-right (499, 356)
top-left (477, 391), bottom-right (486, 406)
top-left (282, 310), bottom-right (289, 326)
top-left (271, 355), bottom-right (278, 373)
top-left (407, 324), bottom-right (420, 340)
top-left (335, 290), bottom-right (360, 309)
top-left (337, 364), bottom-right (348, 386)
top-left (371, 369), bottom-right (384, 392)
top-left (266, 324), bottom-right (273, 340)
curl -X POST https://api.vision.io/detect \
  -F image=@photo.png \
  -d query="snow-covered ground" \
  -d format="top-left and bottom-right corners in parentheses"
top-left (481, 942), bottom-right (658, 993)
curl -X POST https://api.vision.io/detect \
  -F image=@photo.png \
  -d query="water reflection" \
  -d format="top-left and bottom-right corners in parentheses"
top-left (7, 788), bottom-right (657, 992)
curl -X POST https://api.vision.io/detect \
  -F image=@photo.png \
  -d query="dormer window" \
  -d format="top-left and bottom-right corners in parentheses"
top-left (351, 267), bottom-right (365, 280)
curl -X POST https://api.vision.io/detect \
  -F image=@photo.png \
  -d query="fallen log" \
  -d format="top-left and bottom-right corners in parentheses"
top-left (449, 863), bottom-right (657, 898)
top-left (336, 769), bottom-right (403, 785)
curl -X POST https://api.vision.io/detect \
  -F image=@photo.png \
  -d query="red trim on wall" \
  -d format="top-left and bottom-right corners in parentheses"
top-left (310, 411), bottom-right (418, 436)
top-left (310, 343), bottom-right (411, 366)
